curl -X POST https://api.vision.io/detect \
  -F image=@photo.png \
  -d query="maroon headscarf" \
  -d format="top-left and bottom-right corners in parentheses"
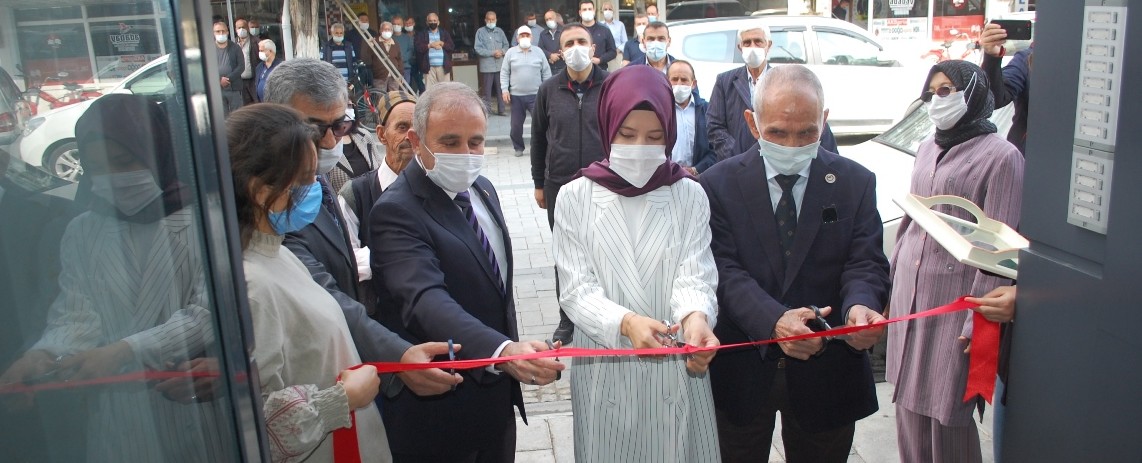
top-left (579, 65), bottom-right (693, 197)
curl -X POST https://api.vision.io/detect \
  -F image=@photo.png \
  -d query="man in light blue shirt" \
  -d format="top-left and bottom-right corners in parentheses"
top-left (475, 10), bottom-right (510, 115)
top-left (600, 2), bottom-right (628, 66)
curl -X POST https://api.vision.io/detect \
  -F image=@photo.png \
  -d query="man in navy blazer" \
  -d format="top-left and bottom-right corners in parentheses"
top-left (700, 65), bottom-right (890, 462)
top-left (707, 23), bottom-right (839, 162)
top-left (264, 58), bottom-right (461, 399)
top-left (667, 60), bottom-right (716, 174)
top-left (369, 82), bottom-right (564, 462)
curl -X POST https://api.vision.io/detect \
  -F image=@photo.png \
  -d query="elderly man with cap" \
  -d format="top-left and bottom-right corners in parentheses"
top-left (339, 90), bottom-right (418, 289)
top-left (501, 25), bottom-right (551, 157)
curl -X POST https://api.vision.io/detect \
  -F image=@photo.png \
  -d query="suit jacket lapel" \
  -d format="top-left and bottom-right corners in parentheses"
top-left (733, 67), bottom-right (752, 110)
top-left (634, 189), bottom-right (672, 286)
top-left (474, 178), bottom-right (513, 291)
top-left (407, 162), bottom-right (501, 292)
top-left (734, 152), bottom-right (785, 284)
top-left (782, 152), bottom-right (839, 293)
top-left (591, 185), bottom-right (643, 290)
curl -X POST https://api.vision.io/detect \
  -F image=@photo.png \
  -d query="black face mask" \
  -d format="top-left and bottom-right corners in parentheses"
top-left (428, 23), bottom-right (439, 30)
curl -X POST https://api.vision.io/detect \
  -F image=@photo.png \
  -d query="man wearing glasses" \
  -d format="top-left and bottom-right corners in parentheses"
top-left (263, 58), bottom-right (464, 399)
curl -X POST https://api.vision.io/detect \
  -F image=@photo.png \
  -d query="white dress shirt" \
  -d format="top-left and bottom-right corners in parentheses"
top-left (763, 156), bottom-right (811, 217)
top-left (338, 161), bottom-right (400, 281)
top-left (672, 100), bottom-right (695, 166)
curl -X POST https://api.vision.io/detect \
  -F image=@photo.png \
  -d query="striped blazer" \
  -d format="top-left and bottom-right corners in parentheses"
top-left (887, 133), bottom-right (1024, 426)
top-left (553, 177), bottom-right (721, 462)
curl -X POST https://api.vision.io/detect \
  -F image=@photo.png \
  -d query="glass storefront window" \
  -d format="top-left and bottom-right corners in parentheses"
top-left (1, 1), bottom-right (257, 461)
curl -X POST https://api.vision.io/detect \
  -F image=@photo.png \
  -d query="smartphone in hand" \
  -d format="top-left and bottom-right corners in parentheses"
top-left (992, 19), bottom-right (1033, 40)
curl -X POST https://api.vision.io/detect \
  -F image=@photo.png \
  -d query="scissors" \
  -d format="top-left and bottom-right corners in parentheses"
top-left (654, 319), bottom-right (691, 360)
top-left (807, 305), bottom-right (851, 342)
top-left (447, 339), bottom-right (456, 391)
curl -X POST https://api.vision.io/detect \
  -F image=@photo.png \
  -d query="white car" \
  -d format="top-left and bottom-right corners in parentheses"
top-left (15, 54), bottom-right (172, 181)
top-left (842, 100), bottom-right (1016, 257)
top-left (666, 16), bottom-right (931, 135)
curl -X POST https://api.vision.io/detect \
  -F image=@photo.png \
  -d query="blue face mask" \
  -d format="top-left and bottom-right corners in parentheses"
top-left (268, 181), bottom-right (322, 234)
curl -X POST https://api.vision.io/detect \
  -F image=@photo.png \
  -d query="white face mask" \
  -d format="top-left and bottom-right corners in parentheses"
top-left (547, 20), bottom-right (558, 30)
top-left (333, 35), bottom-right (344, 44)
top-left (603, 10), bottom-right (614, 20)
top-left (635, 24), bottom-right (647, 37)
top-left (237, 29), bottom-right (249, 38)
top-left (215, 34), bottom-right (229, 44)
top-left (927, 74), bottom-right (976, 130)
top-left (318, 143), bottom-right (344, 175)
top-left (381, 31), bottom-right (393, 39)
top-left (259, 51), bottom-right (268, 62)
top-left (754, 114), bottom-right (820, 175)
top-left (250, 27), bottom-right (261, 36)
top-left (672, 85), bottom-right (692, 104)
top-left (645, 40), bottom-right (668, 62)
top-left (90, 170), bottom-right (163, 216)
top-left (564, 45), bottom-right (592, 72)
top-left (742, 46), bottom-right (768, 68)
top-left (419, 145), bottom-right (485, 194)
top-left (581, 10), bottom-right (596, 22)
top-left (528, 19), bottom-right (537, 27)
top-left (648, 15), bottom-right (658, 22)
top-left (608, 144), bottom-right (666, 188)
top-left (360, 23), bottom-right (370, 31)
top-left (405, 25), bottom-right (414, 32)
top-left (519, 37), bottom-right (533, 49)
top-left (486, 22), bottom-right (496, 30)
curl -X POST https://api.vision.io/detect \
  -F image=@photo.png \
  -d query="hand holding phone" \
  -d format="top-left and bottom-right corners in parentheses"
top-left (992, 19), bottom-right (1033, 41)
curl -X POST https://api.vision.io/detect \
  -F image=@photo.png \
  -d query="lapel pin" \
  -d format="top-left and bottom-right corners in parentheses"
top-left (825, 173), bottom-right (837, 184)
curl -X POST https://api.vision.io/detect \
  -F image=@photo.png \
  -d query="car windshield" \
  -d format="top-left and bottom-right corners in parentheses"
top-left (874, 101), bottom-right (1017, 156)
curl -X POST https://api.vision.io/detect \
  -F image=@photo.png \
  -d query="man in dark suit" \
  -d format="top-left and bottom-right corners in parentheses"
top-left (415, 12), bottom-right (456, 87)
top-left (369, 82), bottom-right (564, 462)
top-left (263, 58), bottom-right (462, 398)
top-left (700, 65), bottom-right (890, 463)
top-left (667, 60), bottom-right (716, 174)
top-left (707, 23), bottom-right (839, 162)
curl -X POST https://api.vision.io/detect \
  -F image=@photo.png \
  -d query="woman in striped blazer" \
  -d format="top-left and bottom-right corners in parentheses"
top-left (552, 65), bottom-right (722, 462)
top-left (887, 60), bottom-right (1025, 463)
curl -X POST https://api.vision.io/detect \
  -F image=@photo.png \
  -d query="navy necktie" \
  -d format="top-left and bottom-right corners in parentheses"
top-left (775, 174), bottom-right (800, 262)
top-left (454, 191), bottom-right (506, 296)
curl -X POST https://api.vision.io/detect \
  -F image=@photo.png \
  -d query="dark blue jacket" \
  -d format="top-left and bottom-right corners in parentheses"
top-left (982, 47), bottom-right (1031, 154)
top-left (707, 65), bottom-right (838, 162)
top-left (369, 161), bottom-right (524, 455)
top-left (623, 38), bottom-right (645, 64)
top-left (700, 145), bottom-right (889, 432)
top-left (682, 94), bottom-right (717, 173)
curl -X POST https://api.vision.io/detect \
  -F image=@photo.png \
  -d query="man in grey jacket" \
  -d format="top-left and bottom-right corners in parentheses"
top-left (475, 10), bottom-right (510, 115)
top-left (212, 21), bottom-right (245, 116)
top-left (530, 24), bottom-right (608, 345)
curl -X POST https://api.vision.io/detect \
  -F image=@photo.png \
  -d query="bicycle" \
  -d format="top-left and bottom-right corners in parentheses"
top-left (920, 30), bottom-right (983, 64)
top-left (349, 62), bottom-right (383, 132)
top-left (22, 76), bottom-right (103, 114)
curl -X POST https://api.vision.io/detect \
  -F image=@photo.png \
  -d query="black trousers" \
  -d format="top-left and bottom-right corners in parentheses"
top-left (716, 367), bottom-right (856, 463)
top-left (390, 418), bottom-right (516, 463)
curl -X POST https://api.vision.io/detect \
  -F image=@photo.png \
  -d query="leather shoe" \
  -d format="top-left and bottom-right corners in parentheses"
top-left (552, 318), bottom-right (575, 345)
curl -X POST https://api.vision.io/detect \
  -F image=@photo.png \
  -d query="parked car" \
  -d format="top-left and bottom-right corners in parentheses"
top-left (0, 67), bottom-right (32, 147)
top-left (14, 54), bottom-right (172, 181)
top-left (665, 0), bottom-right (748, 20)
top-left (666, 16), bottom-right (930, 135)
top-left (842, 99), bottom-right (1016, 257)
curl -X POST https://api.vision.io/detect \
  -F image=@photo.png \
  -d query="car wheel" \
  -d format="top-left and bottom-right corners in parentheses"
top-left (45, 142), bottom-right (82, 182)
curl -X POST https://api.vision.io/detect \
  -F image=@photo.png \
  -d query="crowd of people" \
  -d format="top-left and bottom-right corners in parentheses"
top-left (0, 3), bottom-right (1034, 463)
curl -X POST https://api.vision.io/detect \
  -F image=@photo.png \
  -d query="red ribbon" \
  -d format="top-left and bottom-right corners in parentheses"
top-left (0, 297), bottom-right (998, 462)
top-left (964, 310), bottom-right (1000, 404)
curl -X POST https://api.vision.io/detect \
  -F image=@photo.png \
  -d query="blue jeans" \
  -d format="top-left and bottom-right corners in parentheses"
top-left (509, 94), bottom-right (536, 152)
top-left (993, 376), bottom-right (1006, 462)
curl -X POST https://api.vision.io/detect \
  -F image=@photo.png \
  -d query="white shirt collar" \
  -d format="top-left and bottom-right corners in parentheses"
top-left (377, 161), bottom-right (400, 191)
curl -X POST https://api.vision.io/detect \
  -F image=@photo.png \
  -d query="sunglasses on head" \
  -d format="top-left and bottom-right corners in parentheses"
top-left (314, 116), bottom-right (357, 138)
top-left (920, 85), bottom-right (959, 103)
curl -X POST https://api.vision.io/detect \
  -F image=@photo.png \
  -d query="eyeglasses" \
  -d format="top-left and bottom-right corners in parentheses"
top-left (313, 116), bottom-right (357, 138)
top-left (920, 85), bottom-right (959, 103)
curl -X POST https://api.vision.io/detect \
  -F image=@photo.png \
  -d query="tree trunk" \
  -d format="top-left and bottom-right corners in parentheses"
top-left (286, 0), bottom-right (319, 59)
